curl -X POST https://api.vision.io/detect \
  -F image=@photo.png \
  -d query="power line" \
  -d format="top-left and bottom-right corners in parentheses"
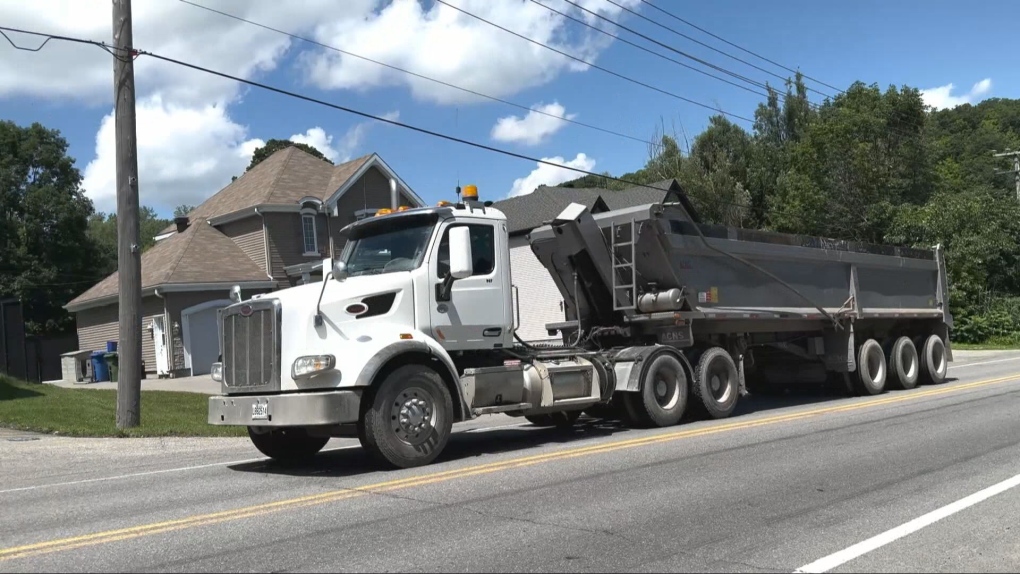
top-left (0, 24), bottom-right (754, 216)
top-left (431, 0), bottom-right (755, 124)
top-left (551, 0), bottom-right (782, 97)
top-left (176, 0), bottom-right (655, 148)
top-left (634, 0), bottom-right (844, 95)
top-left (526, 0), bottom-right (771, 99)
top-left (596, 0), bottom-right (834, 101)
top-left (529, 0), bottom-right (924, 142)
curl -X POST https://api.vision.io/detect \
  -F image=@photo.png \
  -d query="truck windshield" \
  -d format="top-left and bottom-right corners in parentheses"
top-left (342, 214), bottom-right (438, 277)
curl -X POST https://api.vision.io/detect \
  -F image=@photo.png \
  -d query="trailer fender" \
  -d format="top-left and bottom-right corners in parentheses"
top-left (354, 335), bottom-right (468, 421)
top-left (611, 345), bottom-right (694, 393)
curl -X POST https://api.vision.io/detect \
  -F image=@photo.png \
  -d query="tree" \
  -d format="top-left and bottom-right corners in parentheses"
top-left (0, 120), bottom-right (99, 336)
top-left (245, 139), bottom-right (332, 173)
top-left (87, 207), bottom-right (171, 277)
top-left (174, 204), bottom-right (195, 217)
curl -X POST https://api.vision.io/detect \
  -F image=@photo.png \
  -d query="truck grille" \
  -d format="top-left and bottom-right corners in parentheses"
top-left (220, 299), bottom-right (281, 392)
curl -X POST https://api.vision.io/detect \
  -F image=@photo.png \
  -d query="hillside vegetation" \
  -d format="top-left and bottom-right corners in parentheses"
top-left (562, 75), bottom-right (1020, 345)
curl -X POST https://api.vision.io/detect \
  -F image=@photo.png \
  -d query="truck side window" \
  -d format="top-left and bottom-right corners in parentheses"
top-left (437, 224), bottom-right (495, 277)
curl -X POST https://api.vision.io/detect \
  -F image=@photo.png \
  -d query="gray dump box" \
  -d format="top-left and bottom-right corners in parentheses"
top-left (527, 190), bottom-right (952, 376)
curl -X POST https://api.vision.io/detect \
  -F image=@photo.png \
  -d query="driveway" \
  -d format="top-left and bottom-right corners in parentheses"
top-left (45, 374), bottom-right (219, 395)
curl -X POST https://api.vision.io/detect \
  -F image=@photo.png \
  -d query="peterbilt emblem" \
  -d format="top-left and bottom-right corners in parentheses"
top-left (239, 304), bottom-right (253, 317)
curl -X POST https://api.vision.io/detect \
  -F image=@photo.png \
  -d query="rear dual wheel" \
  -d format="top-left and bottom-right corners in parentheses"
top-left (915, 334), bottom-right (948, 385)
top-left (623, 353), bottom-right (688, 428)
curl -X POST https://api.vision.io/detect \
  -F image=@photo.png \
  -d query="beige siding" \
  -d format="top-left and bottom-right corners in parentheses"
top-left (218, 216), bottom-right (267, 273)
top-left (264, 212), bottom-right (329, 280)
top-left (508, 235), bottom-right (564, 343)
top-left (75, 296), bottom-right (165, 376)
top-left (331, 166), bottom-right (419, 254)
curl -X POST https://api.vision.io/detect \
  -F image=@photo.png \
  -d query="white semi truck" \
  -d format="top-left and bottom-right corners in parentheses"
top-left (208, 183), bottom-right (953, 469)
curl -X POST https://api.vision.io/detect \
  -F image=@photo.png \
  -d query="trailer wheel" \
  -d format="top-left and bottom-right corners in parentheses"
top-left (854, 338), bottom-right (887, 396)
top-left (247, 426), bottom-right (329, 465)
top-left (360, 364), bottom-right (453, 469)
top-left (623, 353), bottom-right (688, 428)
top-left (917, 334), bottom-right (948, 385)
top-left (886, 336), bottom-right (919, 390)
top-left (691, 347), bottom-right (739, 419)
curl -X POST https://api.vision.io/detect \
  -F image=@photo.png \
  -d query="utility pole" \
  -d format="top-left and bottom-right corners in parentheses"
top-left (993, 149), bottom-right (1020, 203)
top-left (113, 0), bottom-right (142, 428)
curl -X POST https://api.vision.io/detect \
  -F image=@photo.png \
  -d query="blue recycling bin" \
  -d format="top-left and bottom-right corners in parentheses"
top-left (106, 340), bottom-right (118, 353)
top-left (91, 351), bottom-right (110, 382)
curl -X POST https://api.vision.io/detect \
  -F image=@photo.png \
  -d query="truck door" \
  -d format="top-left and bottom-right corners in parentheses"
top-left (429, 221), bottom-right (509, 351)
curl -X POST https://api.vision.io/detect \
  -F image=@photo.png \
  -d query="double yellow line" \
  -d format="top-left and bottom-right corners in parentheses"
top-left (2, 372), bottom-right (1017, 562)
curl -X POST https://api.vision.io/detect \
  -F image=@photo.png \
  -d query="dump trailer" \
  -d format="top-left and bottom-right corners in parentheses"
top-left (207, 184), bottom-right (952, 469)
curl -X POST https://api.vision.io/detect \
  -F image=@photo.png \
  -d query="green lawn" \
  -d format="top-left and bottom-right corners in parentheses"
top-left (0, 377), bottom-right (246, 438)
top-left (953, 342), bottom-right (1020, 351)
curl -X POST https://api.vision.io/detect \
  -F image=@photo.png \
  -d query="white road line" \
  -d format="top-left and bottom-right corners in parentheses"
top-left (794, 472), bottom-right (1020, 573)
top-left (0, 445), bottom-right (360, 495)
top-left (952, 356), bottom-right (1020, 369)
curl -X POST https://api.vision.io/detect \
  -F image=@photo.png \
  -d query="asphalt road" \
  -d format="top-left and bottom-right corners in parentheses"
top-left (2, 350), bottom-right (1020, 573)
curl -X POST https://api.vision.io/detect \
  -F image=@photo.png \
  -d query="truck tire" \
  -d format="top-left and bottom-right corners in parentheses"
top-left (886, 336), bottom-right (919, 390)
top-left (691, 347), bottom-right (739, 419)
top-left (622, 353), bottom-right (688, 428)
top-left (360, 364), bottom-right (454, 469)
top-left (917, 334), bottom-right (948, 385)
top-left (526, 410), bottom-right (581, 428)
top-left (247, 426), bottom-right (329, 465)
top-left (853, 338), bottom-right (887, 396)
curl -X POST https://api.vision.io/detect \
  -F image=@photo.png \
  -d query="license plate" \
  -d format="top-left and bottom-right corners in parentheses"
top-left (252, 402), bottom-right (269, 420)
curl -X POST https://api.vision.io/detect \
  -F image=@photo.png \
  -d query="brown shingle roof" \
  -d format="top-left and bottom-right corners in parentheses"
top-left (67, 221), bottom-right (270, 307)
top-left (158, 147), bottom-right (373, 235)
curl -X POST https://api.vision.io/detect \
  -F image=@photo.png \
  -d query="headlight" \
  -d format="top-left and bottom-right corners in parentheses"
top-left (211, 362), bottom-right (223, 382)
top-left (292, 355), bottom-right (336, 379)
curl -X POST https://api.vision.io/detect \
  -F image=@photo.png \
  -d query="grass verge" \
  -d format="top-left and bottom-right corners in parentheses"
top-left (0, 376), bottom-right (246, 438)
top-left (953, 342), bottom-right (1020, 351)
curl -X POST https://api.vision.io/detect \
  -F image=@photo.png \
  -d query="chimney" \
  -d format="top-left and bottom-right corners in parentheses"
top-left (174, 216), bottom-right (189, 233)
top-left (389, 178), bottom-right (398, 210)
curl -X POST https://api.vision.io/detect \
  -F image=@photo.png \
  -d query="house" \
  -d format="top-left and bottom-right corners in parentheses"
top-left (65, 146), bottom-right (424, 378)
top-left (492, 179), bottom-right (684, 342)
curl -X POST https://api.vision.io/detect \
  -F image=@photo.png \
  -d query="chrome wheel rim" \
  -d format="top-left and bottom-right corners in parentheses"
top-left (390, 386), bottom-right (437, 446)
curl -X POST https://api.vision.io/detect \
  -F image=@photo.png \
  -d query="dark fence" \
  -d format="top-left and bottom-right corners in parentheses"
top-left (1, 299), bottom-right (78, 383)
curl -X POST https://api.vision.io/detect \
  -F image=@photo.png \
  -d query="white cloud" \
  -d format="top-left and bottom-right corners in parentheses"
top-left (0, 0), bottom-right (355, 106)
top-left (921, 78), bottom-right (993, 110)
top-left (302, 0), bottom-right (643, 105)
top-left (286, 111), bottom-right (400, 164)
top-left (82, 103), bottom-right (397, 214)
top-left (81, 95), bottom-right (262, 214)
top-left (509, 153), bottom-right (596, 197)
top-left (491, 102), bottom-right (576, 145)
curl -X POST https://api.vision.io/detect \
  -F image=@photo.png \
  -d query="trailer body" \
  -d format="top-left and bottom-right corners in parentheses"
top-left (207, 185), bottom-right (953, 469)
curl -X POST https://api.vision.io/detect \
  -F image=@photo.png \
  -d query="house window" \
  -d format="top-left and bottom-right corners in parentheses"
top-left (302, 213), bottom-right (318, 255)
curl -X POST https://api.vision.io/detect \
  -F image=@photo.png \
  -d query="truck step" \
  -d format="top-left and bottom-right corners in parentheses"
top-left (473, 403), bottom-right (533, 415)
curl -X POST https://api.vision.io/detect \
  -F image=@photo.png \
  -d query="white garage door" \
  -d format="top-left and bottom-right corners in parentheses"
top-left (183, 301), bottom-right (228, 376)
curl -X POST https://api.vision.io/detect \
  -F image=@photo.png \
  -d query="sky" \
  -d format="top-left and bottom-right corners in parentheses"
top-left (0, 0), bottom-right (1012, 218)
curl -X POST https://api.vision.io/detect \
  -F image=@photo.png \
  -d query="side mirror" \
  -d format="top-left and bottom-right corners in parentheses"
top-left (448, 226), bottom-right (473, 279)
top-left (332, 259), bottom-right (349, 281)
top-left (229, 285), bottom-right (242, 303)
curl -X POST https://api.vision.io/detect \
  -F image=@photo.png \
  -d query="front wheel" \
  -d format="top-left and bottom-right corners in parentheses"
top-left (247, 426), bottom-right (329, 465)
top-left (360, 364), bottom-right (454, 469)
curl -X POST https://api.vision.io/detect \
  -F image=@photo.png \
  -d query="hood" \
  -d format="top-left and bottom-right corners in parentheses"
top-left (252, 272), bottom-right (414, 327)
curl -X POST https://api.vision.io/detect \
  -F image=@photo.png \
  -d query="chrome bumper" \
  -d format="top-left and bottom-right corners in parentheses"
top-left (208, 390), bottom-right (362, 427)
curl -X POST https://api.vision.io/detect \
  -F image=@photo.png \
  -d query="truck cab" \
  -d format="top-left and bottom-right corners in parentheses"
top-left (208, 185), bottom-right (530, 468)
